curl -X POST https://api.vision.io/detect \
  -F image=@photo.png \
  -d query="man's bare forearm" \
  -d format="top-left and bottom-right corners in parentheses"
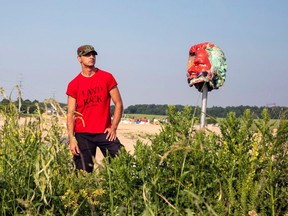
top-left (111, 103), bottom-right (123, 130)
top-left (67, 96), bottom-right (76, 140)
top-left (67, 113), bottom-right (75, 140)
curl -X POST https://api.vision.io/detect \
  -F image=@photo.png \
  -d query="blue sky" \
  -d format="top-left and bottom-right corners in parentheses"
top-left (0, 0), bottom-right (287, 108)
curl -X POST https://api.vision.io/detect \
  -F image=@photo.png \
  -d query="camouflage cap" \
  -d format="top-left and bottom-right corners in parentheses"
top-left (77, 45), bottom-right (98, 56)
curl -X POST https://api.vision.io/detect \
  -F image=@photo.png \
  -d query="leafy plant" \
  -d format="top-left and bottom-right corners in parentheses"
top-left (97, 106), bottom-right (288, 215)
top-left (0, 100), bottom-right (103, 215)
top-left (0, 98), bottom-right (287, 215)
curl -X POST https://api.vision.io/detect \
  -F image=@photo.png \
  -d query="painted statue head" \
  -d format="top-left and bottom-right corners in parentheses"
top-left (187, 42), bottom-right (227, 92)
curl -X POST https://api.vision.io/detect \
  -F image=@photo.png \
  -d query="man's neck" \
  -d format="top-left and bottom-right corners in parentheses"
top-left (81, 67), bottom-right (98, 77)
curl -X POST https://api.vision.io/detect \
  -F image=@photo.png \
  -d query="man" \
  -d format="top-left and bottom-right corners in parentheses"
top-left (66, 44), bottom-right (124, 173)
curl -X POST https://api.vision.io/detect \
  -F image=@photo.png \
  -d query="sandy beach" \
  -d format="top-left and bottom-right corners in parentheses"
top-left (0, 115), bottom-right (220, 164)
top-left (95, 122), bottom-right (221, 163)
top-left (95, 123), bottom-right (162, 163)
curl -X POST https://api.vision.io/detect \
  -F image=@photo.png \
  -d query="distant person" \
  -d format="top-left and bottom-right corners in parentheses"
top-left (66, 45), bottom-right (124, 173)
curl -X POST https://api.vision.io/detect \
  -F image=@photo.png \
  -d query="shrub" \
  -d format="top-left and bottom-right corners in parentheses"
top-left (0, 101), bottom-right (287, 215)
top-left (0, 101), bottom-right (103, 215)
top-left (97, 106), bottom-right (288, 215)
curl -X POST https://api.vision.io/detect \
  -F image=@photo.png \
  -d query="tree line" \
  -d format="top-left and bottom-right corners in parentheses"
top-left (1, 99), bottom-right (287, 119)
top-left (123, 104), bottom-right (288, 119)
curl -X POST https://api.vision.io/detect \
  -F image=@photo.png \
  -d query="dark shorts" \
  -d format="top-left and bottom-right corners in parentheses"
top-left (74, 133), bottom-right (123, 173)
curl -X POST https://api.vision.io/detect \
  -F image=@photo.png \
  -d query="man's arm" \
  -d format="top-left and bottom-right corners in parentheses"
top-left (105, 86), bottom-right (123, 141)
top-left (67, 95), bottom-right (79, 155)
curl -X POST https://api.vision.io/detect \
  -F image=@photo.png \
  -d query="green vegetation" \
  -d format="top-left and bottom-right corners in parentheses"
top-left (124, 104), bottom-right (288, 120)
top-left (1, 97), bottom-right (288, 120)
top-left (0, 99), bottom-right (288, 215)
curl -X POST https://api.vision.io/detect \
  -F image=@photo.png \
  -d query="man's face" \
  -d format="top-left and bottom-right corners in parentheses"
top-left (187, 45), bottom-right (213, 90)
top-left (78, 52), bottom-right (96, 67)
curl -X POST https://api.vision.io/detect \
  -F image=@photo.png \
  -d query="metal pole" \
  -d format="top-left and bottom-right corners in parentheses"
top-left (200, 85), bottom-right (208, 129)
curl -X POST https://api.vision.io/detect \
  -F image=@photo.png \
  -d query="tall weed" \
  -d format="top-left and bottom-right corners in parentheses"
top-left (97, 106), bottom-right (288, 215)
top-left (0, 99), bottom-right (287, 215)
top-left (0, 100), bottom-right (103, 215)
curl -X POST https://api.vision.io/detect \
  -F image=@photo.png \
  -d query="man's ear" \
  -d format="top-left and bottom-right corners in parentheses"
top-left (77, 56), bottom-right (82, 63)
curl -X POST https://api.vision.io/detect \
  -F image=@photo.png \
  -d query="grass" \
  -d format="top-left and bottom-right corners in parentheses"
top-left (0, 100), bottom-right (288, 215)
top-left (123, 113), bottom-right (167, 121)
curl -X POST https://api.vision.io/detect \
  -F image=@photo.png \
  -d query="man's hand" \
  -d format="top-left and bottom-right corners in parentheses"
top-left (106, 86), bottom-right (123, 142)
top-left (104, 127), bottom-right (117, 141)
top-left (69, 136), bottom-right (80, 156)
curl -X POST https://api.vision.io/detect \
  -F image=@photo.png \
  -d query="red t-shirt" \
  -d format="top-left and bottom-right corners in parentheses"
top-left (66, 69), bottom-right (117, 133)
